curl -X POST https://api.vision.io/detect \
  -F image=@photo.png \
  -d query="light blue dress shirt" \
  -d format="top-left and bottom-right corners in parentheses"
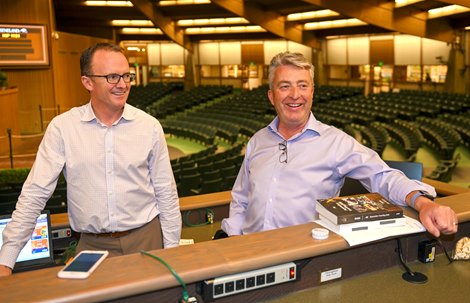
top-left (0, 103), bottom-right (181, 269)
top-left (221, 113), bottom-right (435, 236)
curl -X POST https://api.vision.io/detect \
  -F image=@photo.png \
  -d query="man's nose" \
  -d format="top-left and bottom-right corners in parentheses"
top-left (289, 86), bottom-right (301, 98)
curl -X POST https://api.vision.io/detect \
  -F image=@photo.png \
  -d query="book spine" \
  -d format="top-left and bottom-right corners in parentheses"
top-left (338, 210), bottom-right (403, 224)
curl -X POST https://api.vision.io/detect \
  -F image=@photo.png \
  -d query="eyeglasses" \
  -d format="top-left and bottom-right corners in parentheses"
top-left (279, 140), bottom-right (288, 163)
top-left (86, 73), bottom-right (136, 84)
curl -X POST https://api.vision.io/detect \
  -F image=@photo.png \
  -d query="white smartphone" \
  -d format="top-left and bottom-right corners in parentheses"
top-left (57, 250), bottom-right (109, 279)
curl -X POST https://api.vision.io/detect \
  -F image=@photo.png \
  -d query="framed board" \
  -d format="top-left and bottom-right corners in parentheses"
top-left (0, 24), bottom-right (49, 67)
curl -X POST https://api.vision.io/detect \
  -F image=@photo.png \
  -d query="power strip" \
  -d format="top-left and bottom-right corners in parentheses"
top-left (199, 262), bottom-right (297, 301)
top-left (52, 227), bottom-right (71, 239)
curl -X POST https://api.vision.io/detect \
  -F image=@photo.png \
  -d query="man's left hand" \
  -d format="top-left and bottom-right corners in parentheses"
top-left (415, 197), bottom-right (458, 238)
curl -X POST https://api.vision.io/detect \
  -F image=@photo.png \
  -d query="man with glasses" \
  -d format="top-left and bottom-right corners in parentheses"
top-left (221, 51), bottom-right (457, 239)
top-left (0, 43), bottom-right (181, 276)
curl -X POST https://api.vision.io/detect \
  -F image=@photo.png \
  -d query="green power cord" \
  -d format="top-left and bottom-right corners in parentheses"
top-left (183, 208), bottom-right (214, 227)
top-left (140, 250), bottom-right (190, 303)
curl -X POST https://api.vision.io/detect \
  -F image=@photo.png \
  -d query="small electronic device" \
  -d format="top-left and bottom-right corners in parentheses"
top-left (57, 250), bottom-right (109, 279)
top-left (0, 210), bottom-right (57, 273)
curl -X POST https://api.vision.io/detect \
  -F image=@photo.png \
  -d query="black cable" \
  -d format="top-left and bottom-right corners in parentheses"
top-left (436, 238), bottom-right (454, 264)
top-left (395, 238), bottom-right (428, 283)
top-left (396, 238), bottom-right (414, 274)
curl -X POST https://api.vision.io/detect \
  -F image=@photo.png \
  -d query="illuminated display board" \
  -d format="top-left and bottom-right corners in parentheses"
top-left (0, 24), bottom-right (49, 67)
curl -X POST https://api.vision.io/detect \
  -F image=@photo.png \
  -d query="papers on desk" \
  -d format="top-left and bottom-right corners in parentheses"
top-left (314, 215), bottom-right (426, 246)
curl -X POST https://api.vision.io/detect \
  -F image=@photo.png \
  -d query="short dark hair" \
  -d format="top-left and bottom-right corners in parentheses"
top-left (80, 43), bottom-right (124, 76)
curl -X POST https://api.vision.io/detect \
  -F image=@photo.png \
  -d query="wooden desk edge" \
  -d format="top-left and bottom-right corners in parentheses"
top-left (6, 192), bottom-right (470, 303)
top-left (51, 191), bottom-right (232, 227)
top-left (423, 177), bottom-right (470, 196)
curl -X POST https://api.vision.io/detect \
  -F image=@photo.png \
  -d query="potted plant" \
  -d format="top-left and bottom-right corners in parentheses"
top-left (0, 69), bottom-right (8, 89)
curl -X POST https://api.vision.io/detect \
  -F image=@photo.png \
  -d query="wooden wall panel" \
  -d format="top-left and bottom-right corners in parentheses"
top-left (1, 0), bottom-right (53, 134)
top-left (52, 32), bottom-right (109, 115)
top-left (241, 44), bottom-right (264, 64)
top-left (370, 39), bottom-right (394, 66)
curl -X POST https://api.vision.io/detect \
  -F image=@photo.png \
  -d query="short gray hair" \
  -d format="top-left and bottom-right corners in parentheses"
top-left (268, 51), bottom-right (314, 89)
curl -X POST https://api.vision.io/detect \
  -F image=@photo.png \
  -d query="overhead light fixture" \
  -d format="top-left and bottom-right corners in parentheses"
top-left (126, 46), bottom-right (146, 52)
top-left (287, 10), bottom-right (339, 21)
top-left (84, 1), bottom-right (133, 6)
top-left (112, 20), bottom-right (154, 26)
top-left (178, 17), bottom-right (249, 27)
top-left (185, 25), bottom-right (265, 35)
top-left (159, 0), bottom-right (210, 5)
top-left (304, 18), bottom-right (367, 30)
top-left (394, 0), bottom-right (424, 8)
top-left (120, 28), bottom-right (163, 34)
top-left (428, 5), bottom-right (470, 19)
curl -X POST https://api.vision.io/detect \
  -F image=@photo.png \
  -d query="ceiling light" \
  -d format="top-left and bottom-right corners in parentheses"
top-left (158, 0), bottom-right (210, 6)
top-left (304, 18), bottom-right (367, 30)
top-left (428, 5), bottom-right (470, 19)
top-left (394, 0), bottom-right (424, 8)
top-left (178, 17), bottom-right (249, 27)
top-left (84, 1), bottom-right (133, 6)
top-left (112, 20), bottom-right (154, 26)
top-left (287, 10), bottom-right (339, 21)
top-left (185, 25), bottom-right (265, 35)
top-left (120, 28), bottom-right (163, 34)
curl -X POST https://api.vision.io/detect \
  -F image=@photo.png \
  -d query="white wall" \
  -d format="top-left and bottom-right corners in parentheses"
top-left (422, 38), bottom-right (451, 65)
top-left (264, 40), bottom-right (289, 64)
top-left (395, 35), bottom-right (420, 65)
top-left (147, 43), bottom-right (161, 65)
top-left (220, 42), bottom-right (241, 65)
top-left (161, 43), bottom-right (185, 65)
top-left (287, 41), bottom-right (312, 62)
top-left (327, 38), bottom-right (347, 65)
top-left (347, 37), bottom-right (369, 65)
top-left (198, 42), bottom-right (219, 65)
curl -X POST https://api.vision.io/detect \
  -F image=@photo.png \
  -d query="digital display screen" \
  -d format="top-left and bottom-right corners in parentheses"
top-left (64, 253), bottom-right (105, 272)
top-left (0, 24), bottom-right (49, 67)
top-left (0, 213), bottom-right (52, 263)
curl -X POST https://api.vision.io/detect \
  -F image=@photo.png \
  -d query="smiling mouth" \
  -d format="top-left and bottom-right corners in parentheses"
top-left (287, 103), bottom-right (302, 108)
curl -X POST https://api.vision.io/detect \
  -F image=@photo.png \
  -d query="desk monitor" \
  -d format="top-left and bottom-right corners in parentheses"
top-left (0, 210), bottom-right (56, 272)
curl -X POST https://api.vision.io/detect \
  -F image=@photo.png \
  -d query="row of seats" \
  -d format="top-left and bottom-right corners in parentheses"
top-left (147, 85), bottom-right (233, 119)
top-left (173, 144), bottom-right (245, 197)
top-left (426, 153), bottom-right (461, 182)
top-left (127, 82), bottom-right (181, 109)
top-left (0, 183), bottom-right (67, 215)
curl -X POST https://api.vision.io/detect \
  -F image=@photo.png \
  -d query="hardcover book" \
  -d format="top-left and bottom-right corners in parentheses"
top-left (316, 193), bottom-right (403, 225)
top-left (318, 214), bottom-right (407, 233)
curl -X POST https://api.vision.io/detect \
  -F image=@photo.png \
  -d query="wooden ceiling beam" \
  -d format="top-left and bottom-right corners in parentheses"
top-left (302, 0), bottom-right (455, 42)
top-left (131, 0), bottom-right (192, 52)
top-left (211, 0), bottom-right (320, 49)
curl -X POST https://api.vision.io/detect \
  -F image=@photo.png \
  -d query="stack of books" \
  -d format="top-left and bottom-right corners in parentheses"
top-left (316, 193), bottom-right (406, 233)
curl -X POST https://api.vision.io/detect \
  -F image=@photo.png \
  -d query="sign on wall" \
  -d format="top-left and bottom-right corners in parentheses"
top-left (0, 24), bottom-right (49, 67)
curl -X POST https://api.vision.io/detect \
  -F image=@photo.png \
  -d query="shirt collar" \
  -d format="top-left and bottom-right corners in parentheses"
top-left (268, 112), bottom-right (324, 139)
top-left (81, 102), bottom-right (136, 124)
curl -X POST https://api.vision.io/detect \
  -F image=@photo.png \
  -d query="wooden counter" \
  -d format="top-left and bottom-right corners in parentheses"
top-left (2, 191), bottom-right (469, 303)
top-left (51, 190), bottom-right (232, 228)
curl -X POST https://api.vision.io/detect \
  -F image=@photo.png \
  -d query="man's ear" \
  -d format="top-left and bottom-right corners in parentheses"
top-left (81, 76), bottom-right (93, 91)
top-left (267, 90), bottom-right (275, 106)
